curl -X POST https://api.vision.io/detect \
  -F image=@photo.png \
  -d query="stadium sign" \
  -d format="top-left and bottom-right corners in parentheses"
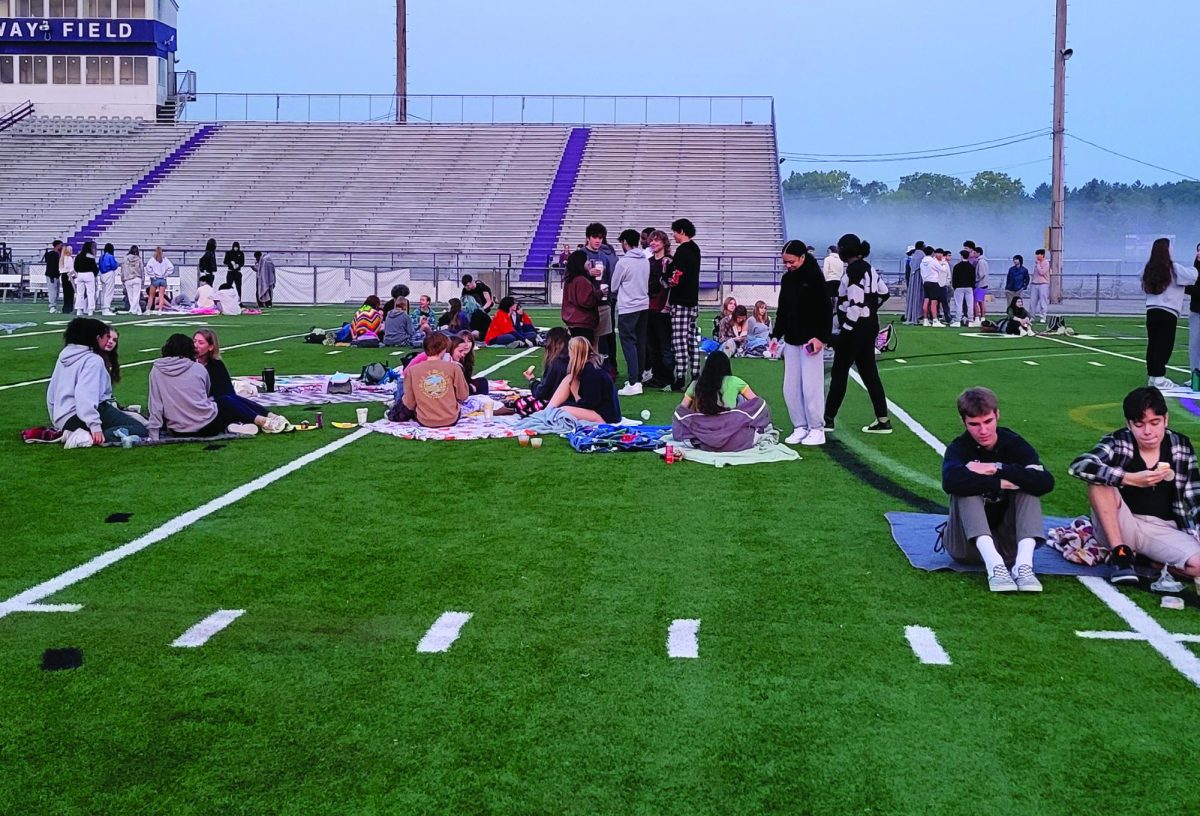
top-left (0, 18), bottom-right (168, 44)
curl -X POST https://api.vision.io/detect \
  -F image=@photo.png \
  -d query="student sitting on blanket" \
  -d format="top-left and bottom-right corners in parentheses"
top-left (679, 351), bottom-right (757, 412)
top-left (47, 317), bottom-right (148, 448)
top-left (193, 329), bottom-right (290, 433)
top-left (1068, 386), bottom-right (1200, 585)
top-left (672, 351), bottom-right (771, 452)
top-left (545, 336), bottom-right (621, 424)
top-left (148, 334), bottom-right (260, 441)
top-left (383, 297), bottom-right (417, 347)
top-left (216, 282), bottom-right (242, 315)
top-left (411, 294), bottom-right (437, 342)
top-left (942, 386), bottom-right (1054, 593)
top-left (400, 334), bottom-right (470, 428)
top-left (517, 327), bottom-right (570, 416)
top-left (351, 295), bottom-right (383, 346)
top-left (195, 274), bottom-right (217, 310)
top-left (448, 332), bottom-right (489, 396)
top-left (485, 296), bottom-right (538, 347)
top-left (437, 298), bottom-right (472, 334)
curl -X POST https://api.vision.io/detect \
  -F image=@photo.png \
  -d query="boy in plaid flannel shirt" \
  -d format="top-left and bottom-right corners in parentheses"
top-left (1069, 386), bottom-right (1200, 584)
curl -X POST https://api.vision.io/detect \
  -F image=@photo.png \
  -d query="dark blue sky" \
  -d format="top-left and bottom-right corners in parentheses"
top-left (181, 0), bottom-right (1199, 190)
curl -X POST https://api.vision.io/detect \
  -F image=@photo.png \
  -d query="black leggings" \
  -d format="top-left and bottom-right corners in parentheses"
top-left (1146, 308), bottom-right (1178, 378)
top-left (825, 322), bottom-right (888, 421)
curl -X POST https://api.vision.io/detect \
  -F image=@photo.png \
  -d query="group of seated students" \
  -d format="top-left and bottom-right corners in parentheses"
top-left (348, 286), bottom-right (536, 349)
top-left (194, 274), bottom-right (243, 315)
top-left (46, 317), bottom-right (292, 448)
top-left (942, 384), bottom-right (1200, 593)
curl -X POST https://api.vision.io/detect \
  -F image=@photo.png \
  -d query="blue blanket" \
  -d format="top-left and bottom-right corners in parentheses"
top-left (884, 511), bottom-right (1108, 576)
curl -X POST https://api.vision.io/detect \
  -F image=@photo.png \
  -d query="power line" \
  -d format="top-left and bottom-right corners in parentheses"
top-left (779, 128), bottom-right (1050, 160)
top-left (1065, 133), bottom-right (1199, 182)
top-left (779, 132), bottom-right (1050, 164)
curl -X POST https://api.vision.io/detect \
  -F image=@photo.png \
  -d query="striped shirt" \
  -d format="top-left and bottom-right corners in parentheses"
top-left (837, 261), bottom-right (890, 333)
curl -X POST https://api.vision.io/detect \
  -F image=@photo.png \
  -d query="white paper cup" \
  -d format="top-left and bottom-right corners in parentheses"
top-left (531, 437), bottom-right (543, 448)
top-left (356, 407), bottom-right (369, 425)
top-left (483, 403), bottom-right (494, 419)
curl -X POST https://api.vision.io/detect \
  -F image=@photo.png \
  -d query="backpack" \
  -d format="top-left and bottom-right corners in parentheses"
top-left (874, 321), bottom-right (897, 354)
top-left (333, 322), bottom-right (353, 343)
top-left (327, 372), bottom-right (353, 395)
top-left (304, 327), bottom-right (327, 344)
top-left (360, 362), bottom-right (389, 384)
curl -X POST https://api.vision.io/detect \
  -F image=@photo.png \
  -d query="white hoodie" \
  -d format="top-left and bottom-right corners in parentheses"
top-left (1146, 262), bottom-right (1200, 316)
top-left (46, 344), bottom-right (112, 433)
top-left (610, 246), bottom-right (650, 313)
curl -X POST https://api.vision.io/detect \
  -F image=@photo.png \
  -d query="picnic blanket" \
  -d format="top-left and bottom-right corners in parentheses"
top-left (884, 511), bottom-right (1107, 576)
top-left (365, 413), bottom-right (532, 441)
top-left (659, 432), bottom-right (800, 468)
top-left (233, 375), bottom-right (522, 408)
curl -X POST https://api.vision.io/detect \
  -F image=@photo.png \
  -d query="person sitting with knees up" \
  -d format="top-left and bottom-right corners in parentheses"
top-left (47, 317), bottom-right (148, 448)
top-left (195, 274), bottom-right (217, 310)
top-left (193, 329), bottom-right (291, 433)
top-left (448, 331), bottom-right (488, 395)
top-left (401, 332), bottom-right (469, 428)
top-left (1069, 386), bottom-right (1200, 584)
top-left (517, 326), bottom-right (569, 416)
top-left (411, 294), bottom-right (437, 343)
top-left (545, 336), bottom-right (621, 424)
top-left (484, 296), bottom-right (538, 346)
top-left (147, 334), bottom-right (260, 441)
top-left (672, 350), bottom-right (771, 452)
top-left (351, 295), bottom-right (383, 346)
top-left (216, 282), bottom-right (242, 316)
top-left (942, 386), bottom-right (1054, 593)
top-left (437, 298), bottom-right (472, 334)
top-left (1006, 296), bottom-right (1034, 337)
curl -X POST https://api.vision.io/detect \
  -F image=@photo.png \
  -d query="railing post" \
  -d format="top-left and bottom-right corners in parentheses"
top-left (312, 266), bottom-right (317, 306)
top-left (1094, 270), bottom-right (1099, 316)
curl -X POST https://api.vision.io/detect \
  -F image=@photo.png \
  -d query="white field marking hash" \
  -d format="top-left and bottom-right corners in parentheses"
top-left (325, 350), bottom-right (343, 355)
top-left (1088, 361), bottom-right (1105, 367)
top-left (958, 360), bottom-right (973, 365)
top-left (417, 611), bottom-right (472, 653)
top-left (15, 346), bottom-right (38, 351)
top-left (1076, 576), bottom-right (1200, 689)
top-left (904, 626), bottom-right (952, 665)
top-left (667, 619), bottom-right (701, 659)
top-left (1077, 630), bottom-right (1200, 643)
top-left (263, 349), bottom-right (281, 354)
top-left (1044, 335), bottom-right (1188, 374)
top-left (171, 609), bottom-right (246, 648)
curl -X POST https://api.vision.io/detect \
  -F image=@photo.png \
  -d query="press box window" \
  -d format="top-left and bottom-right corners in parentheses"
top-left (15, 0), bottom-right (46, 16)
top-left (18, 56), bottom-right (48, 84)
top-left (0, 1), bottom-right (10, 17)
top-left (86, 56), bottom-right (114, 85)
top-left (52, 56), bottom-right (81, 84)
top-left (119, 56), bottom-right (147, 85)
top-left (83, 0), bottom-right (114, 15)
top-left (0, 57), bottom-right (13, 85)
top-left (49, 0), bottom-right (78, 16)
top-left (115, 0), bottom-right (145, 16)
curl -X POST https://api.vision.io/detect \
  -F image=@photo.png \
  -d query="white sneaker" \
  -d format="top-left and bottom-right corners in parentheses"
top-left (63, 428), bottom-right (94, 449)
top-left (226, 423), bottom-right (259, 436)
top-left (262, 413), bottom-right (290, 433)
top-left (1012, 564), bottom-right (1043, 593)
top-left (988, 565), bottom-right (1019, 593)
top-left (48, 307), bottom-right (57, 313)
top-left (931, 320), bottom-right (945, 328)
top-left (1151, 377), bottom-right (1178, 390)
top-left (102, 310), bottom-right (114, 316)
top-left (784, 429), bottom-right (808, 445)
top-left (922, 319), bottom-right (931, 327)
top-left (641, 370), bottom-right (653, 383)
top-left (800, 429), bottom-right (826, 446)
top-left (617, 382), bottom-right (643, 396)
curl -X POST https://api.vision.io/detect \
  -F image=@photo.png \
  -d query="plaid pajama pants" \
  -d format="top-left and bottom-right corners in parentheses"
top-left (670, 305), bottom-right (701, 383)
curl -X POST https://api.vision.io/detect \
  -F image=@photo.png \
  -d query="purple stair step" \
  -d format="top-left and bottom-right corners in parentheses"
top-left (520, 127), bottom-right (590, 282)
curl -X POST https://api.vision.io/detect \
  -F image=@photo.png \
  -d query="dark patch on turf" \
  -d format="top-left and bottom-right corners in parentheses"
top-left (203, 444), bottom-right (226, 452)
top-left (825, 438), bottom-right (945, 514)
top-left (104, 513), bottom-right (132, 524)
top-left (41, 647), bottom-right (83, 671)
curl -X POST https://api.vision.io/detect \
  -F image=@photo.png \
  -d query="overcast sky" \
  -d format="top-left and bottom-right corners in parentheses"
top-left (181, 0), bottom-right (1199, 191)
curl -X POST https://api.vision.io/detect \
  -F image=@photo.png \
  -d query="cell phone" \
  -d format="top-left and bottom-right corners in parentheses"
top-left (805, 341), bottom-right (818, 354)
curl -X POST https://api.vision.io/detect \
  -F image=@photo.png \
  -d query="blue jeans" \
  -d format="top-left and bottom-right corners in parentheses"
top-left (216, 394), bottom-right (268, 423)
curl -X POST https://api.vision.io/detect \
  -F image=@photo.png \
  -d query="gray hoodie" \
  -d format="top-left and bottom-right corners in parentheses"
top-left (610, 247), bottom-right (650, 313)
top-left (46, 344), bottom-right (112, 433)
top-left (120, 253), bottom-right (144, 284)
top-left (147, 356), bottom-right (217, 440)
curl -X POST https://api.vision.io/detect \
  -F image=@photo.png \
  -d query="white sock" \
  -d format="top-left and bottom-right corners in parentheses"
top-left (974, 535), bottom-right (1005, 574)
top-left (1015, 537), bottom-right (1037, 570)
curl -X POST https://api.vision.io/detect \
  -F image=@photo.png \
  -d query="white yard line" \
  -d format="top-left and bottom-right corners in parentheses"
top-left (171, 609), bottom-right (245, 648)
top-left (1076, 576), bottom-right (1200, 688)
top-left (476, 345), bottom-right (540, 377)
top-left (904, 625), bottom-right (952, 665)
top-left (6, 603), bottom-right (82, 613)
top-left (1043, 335), bottom-right (1188, 374)
top-left (0, 332), bottom-right (307, 392)
top-left (667, 619), bottom-right (701, 659)
top-left (850, 370), bottom-right (946, 456)
top-left (416, 611), bottom-right (472, 653)
top-left (0, 315), bottom-right (179, 340)
top-left (1077, 629), bottom-right (1200, 644)
top-left (882, 352), bottom-right (1091, 374)
top-left (0, 428), bottom-right (371, 621)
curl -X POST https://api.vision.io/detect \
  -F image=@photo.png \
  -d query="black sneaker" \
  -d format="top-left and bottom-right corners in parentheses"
top-left (669, 379), bottom-right (687, 393)
top-left (863, 419), bottom-right (893, 434)
top-left (1109, 544), bottom-right (1139, 585)
top-left (824, 416), bottom-right (835, 431)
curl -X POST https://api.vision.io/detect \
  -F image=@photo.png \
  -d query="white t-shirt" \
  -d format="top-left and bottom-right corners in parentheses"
top-left (195, 283), bottom-right (215, 309)
top-left (822, 254), bottom-right (845, 283)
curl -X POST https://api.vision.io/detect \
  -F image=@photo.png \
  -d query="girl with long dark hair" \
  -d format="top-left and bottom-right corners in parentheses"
top-left (73, 240), bottom-right (99, 316)
top-left (824, 234), bottom-right (893, 435)
top-left (47, 317), bottom-right (147, 447)
top-left (561, 250), bottom-right (601, 342)
top-left (769, 240), bottom-right (832, 445)
top-left (1187, 242), bottom-right (1200, 376)
top-left (1142, 237), bottom-right (1198, 388)
top-left (199, 238), bottom-right (218, 286)
top-left (680, 350), bottom-right (757, 415)
top-left (437, 298), bottom-right (471, 333)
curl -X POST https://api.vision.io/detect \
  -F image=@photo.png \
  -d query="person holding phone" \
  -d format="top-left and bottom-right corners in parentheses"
top-left (770, 240), bottom-right (832, 445)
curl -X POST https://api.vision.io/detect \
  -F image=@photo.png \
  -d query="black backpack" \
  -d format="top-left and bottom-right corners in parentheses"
top-left (360, 362), bottom-right (389, 384)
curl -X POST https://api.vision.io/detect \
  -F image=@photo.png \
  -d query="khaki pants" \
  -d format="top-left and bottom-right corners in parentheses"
top-left (1091, 492), bottom-right (1200, 567)
top-left (943, 492), bottom-right (1045, 566)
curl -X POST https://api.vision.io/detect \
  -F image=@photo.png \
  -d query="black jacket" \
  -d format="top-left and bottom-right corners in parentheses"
top-left (668, 241), bottom-right (701, 308)
top-left (223, 249), bottom-right (245, 273)
top-left (199, 251), bottom-right (218, 276)
top-left (942, 427), bottom-right (1054, 498)
top-left (74, 253), bottom-right (98, 274)
top-left (770, 255), bottom-right (832, 346)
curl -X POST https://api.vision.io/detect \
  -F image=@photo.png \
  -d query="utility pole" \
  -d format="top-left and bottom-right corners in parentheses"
top-left (1049, 0), bottom-right (1069, 301)
top-left (396, 0), bottom-right (407, 123)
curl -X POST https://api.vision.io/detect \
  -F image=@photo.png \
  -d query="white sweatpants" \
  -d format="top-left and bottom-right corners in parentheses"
top-left (74, 273), bottom-right (96, 315)
top-left (123, 280), bottom-right (143, 314)
top-left (1030, 283), bottom-right (1050, 319)
top-left (98, 272), bottom-right (116, 313)
top-left (782, 341), bottom-right (827, 432)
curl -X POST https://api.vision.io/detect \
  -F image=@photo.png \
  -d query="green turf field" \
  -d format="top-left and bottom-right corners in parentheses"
top-left (2, 304), bottom-right (1199, 815)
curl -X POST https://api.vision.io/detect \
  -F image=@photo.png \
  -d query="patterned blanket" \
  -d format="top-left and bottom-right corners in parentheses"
top-left (233, 375), bottom-right (521, 408)
top-left (365, 412), bottom-right (536, 442)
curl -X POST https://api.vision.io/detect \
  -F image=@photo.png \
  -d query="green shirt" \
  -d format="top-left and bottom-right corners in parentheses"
top-left (685, 375), bottom-right (749, 409)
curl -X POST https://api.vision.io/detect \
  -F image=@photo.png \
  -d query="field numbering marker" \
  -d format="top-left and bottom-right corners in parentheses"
top-left (16, 346), bottom-right (38, 351)
top-left (263, 349), bottom-right (280, 355)
top-left (1088, 361), bottom-right (1105, 367)
top-left (417, 611), bottom-right (472, 653)
top-left (904, 626), bottom-right (951, 665)
top-left (667, 619), bottom-right (701, 659)
top-left (171, 609), bottom-right (246, 648)
top-left (1076, 576), bottom-right (1200, 688)
top-left (1024, 360), bottom-right (1039, 366)
top-left (325, 350), bottom-right (343, 355)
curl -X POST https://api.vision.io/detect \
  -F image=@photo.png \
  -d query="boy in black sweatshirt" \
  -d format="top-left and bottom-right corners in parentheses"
top-left (942, 387), bottom-right (1055, 592)
top-left (950, 249), bottom-right (976, 327)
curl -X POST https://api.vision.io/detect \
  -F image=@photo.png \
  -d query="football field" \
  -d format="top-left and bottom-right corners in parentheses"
top-left (3, 304), bottom-right (1199, 815)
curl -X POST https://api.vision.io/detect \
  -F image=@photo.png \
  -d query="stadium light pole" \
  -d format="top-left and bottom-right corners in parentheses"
top-left (1049, 0), bottom-right (1068, 301)
top-left (396, 0), bottom-right (407, 123)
